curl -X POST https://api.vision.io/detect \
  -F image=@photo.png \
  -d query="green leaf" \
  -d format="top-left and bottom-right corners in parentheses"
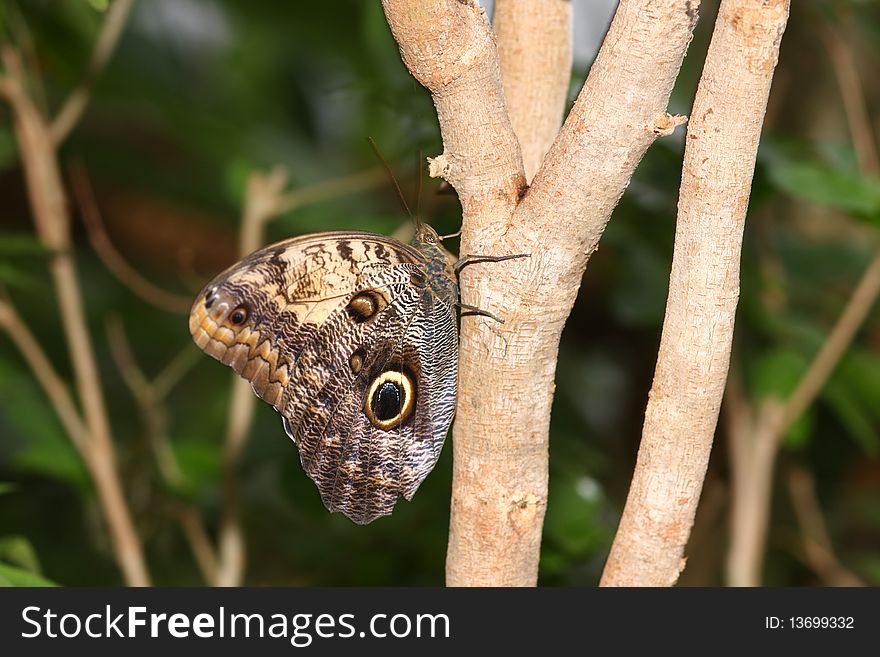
top-left (766, 159), bottom-right (880, 217)
top-left (13, 440), bottom-right (89, 488)
top-left (0, 262), bottom-right (46, 292)
top-left (169, 440), bottom-right (221, 499)
top-left (0, 483), bottom-right (17, 496)
top-left (750, 349), bottom-right (813, 448)
top-left (0, 233), bottom-right (52, 256)
top-left (0, 357), bottom-right (89, 488)
top-left (0, 562), bottom-right (57, 587)
top-left (823, 380), bottom-right (880, 456)
top-left (0, 536), bottom-right (42, 574)
top-left (751, 349), bottom-right (808, 400)
top-left (836, 351), bottom-right (880, 419)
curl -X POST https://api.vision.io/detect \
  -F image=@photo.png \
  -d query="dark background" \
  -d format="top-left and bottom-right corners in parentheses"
top-left (0, 0), bottom-right (878, 586)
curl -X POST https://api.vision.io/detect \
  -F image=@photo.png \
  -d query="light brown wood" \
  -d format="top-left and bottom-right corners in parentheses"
top-left (494, 0), bottom-right (572, 182)
top-left (601, 0), bottom-right (791, 587)
top-left (383, 0), bottom-right (700, 586)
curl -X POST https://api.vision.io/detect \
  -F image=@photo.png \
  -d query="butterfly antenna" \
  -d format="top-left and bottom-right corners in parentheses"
top-left (367, 137), bottom-right (414, 221)
top-left (414, 149), bottom-right (424, 228)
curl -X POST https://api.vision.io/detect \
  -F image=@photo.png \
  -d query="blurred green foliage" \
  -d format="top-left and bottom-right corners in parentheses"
top-left (0, 0), bottom-right (878, 586)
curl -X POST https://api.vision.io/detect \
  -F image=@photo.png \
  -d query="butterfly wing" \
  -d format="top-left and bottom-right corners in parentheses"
top-left (189, 231), bottom-right (457, 524)
top-left (190, 232), bottom-right (422, 408)
top-left (288, 266), bottom-right (457, 523)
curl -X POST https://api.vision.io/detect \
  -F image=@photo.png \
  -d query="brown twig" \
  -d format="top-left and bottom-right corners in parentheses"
top-left (1, 45), bottom-right (149, 586)
top-left (214, 378), bottom-right (256, 587)
top-left (786, 464), bottom-right (865, 586)
top-left (726, 15), bottom-right (880, 586)
top-left (105, 316), bottom-right (185, 486)
top-left (601, 0), bottom-right (791, 587)
top-left (50, 0), bottom-right (136, 145)
top-left (0, 294), bottom-right (90, 453)
top-left (779, 254), bottom-right (880, 437)
top-left (105, 315), bottom-right (218, 582)
top-left (68, 160), bottom-right (193, 314)
top-left (177, 505), bottom-right (219, 584)
top-left (279, 167), bottom-right (386, 215)
top-left (820, 22), bottom-right (880, 177)
top-left (5, 1), bottom-right (50, 116)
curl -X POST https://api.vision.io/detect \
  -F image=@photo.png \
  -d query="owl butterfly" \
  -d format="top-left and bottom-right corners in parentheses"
top-left (190, 217), bottom-right (524, 524)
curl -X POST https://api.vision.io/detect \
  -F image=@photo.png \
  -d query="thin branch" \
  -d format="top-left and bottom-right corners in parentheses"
top-left (214, 378), bottom-right (255, 587)
top-left (384, 0), bottom-right (700, 586)
top-left (494, 0), bottom-right (572, 182)
top-left (105, 316), bottom-right (218, 582)
top-left (0, 294), bottom-right (90, 453)
top-left (177, 505), bottom-right (219, 584)
top-left (105, 316), bottom-right (184, 487)
top-left (50, 0), bottom-right (136, 145)
top-left (213, 167), bottom-right (303, 586)
top-left (820, 22), bottom-right (880, 176)
top-left (279, 167), bottom-right (386, 215)
top-left (68, 160), bottom-right (193, 314)
top-left (726, 399), bottom-right (783, 586)
top-left (1, 44), bottom-right (149, 586)
top-left (601, 0), bottom-right (791, 587)
top-left (6, 0), bottom-right (50, 116)
top-left (726, 15), bottom-right (880, 586)
top-left (152, 346), bottom-right (202, 401)
top-left (786, 464), bottom-right (865, 586)
top-left (779, 253), bottom-right (880, 437)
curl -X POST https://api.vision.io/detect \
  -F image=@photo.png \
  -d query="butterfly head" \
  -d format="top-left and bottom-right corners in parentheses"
top-left (413, 222), bottom-right (440, 246)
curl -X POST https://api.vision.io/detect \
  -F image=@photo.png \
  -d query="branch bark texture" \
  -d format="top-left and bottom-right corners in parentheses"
top-left (494, 0), bottom-right (572, 182)
top-left (600, 0), bottom-right (790, 587)
top-left (726, 12), bottom-right (879, 587)
top-left (383, 0), bottom-right (700, 585)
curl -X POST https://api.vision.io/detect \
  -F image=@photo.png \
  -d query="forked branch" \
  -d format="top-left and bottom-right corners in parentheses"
top-left (383, 0), bottom-right (700, 585)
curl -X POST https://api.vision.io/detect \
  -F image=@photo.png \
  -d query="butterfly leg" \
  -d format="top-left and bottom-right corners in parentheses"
top-left (454, 253), bottom-right (529, 322)
top-left (457, 302), bottom-right (504, 323)
top-left (454, 252), bottom-right (530, 274)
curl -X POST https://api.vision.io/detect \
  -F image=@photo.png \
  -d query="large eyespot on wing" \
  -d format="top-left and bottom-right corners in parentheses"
top-left (271, 264), bottom-right (415, 523)
top-left (291, 275), bottom-right (457, 524)
top-left (363, 369), bottom-right (417, 431)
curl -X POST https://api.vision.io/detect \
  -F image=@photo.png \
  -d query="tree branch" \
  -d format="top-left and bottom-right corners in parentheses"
top-left (726, 13), bottom-right (880, 587)
top-left (105, 316), bottom-right (217, 583)
top-left (69, 160), bottom-right (193, 314)
top-left (786, 464), bottom-right (864, 586)
top-left (601, 0), bottom-right (790, 586)
top-left (494, 0), bottom-right (572, 182)
top-left (383, 0), bottom-right (526, 214)
top-left (383, 0), bottom-right (700, 585)
top-left (0, 295), bottom-right (90, 453)
top-left (1, 45), bottom-right (149, 586)
top-left (50, 0), bottom-right (135, 145)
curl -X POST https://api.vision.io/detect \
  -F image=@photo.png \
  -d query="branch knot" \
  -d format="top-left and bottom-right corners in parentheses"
top-left (652, 112), bottom-right (688, 136)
